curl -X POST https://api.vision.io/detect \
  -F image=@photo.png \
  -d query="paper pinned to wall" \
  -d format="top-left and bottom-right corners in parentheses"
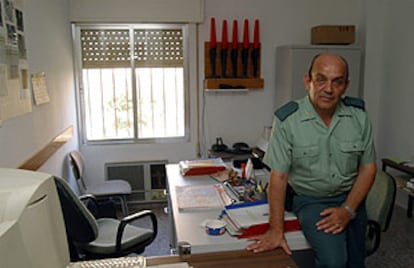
top-left (31, 72), bottom-right (50, 105)
top-left (0, 65), bottom-right (7, 96)
top-left (0, 0), bottom-right (32, 121)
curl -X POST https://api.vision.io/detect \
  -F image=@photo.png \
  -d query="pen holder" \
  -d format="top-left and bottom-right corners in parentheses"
top-left (253, 191), bottom-right (267, 201)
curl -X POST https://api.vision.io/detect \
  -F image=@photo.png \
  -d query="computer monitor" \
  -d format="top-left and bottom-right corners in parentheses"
top-left (0, 168), bottom-right (70, 268)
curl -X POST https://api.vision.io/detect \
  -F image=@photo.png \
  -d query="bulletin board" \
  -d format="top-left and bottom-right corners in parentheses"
top-left (0, 0), bottom-right (31, 124)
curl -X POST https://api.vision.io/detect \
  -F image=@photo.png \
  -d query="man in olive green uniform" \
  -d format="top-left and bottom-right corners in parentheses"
top-left (246, 54), bottom-right (377, 268)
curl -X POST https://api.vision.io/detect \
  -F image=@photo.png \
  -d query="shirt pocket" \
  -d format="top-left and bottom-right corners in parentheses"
top-left (337, 141), bottom-right (363, 175)
top-left (292, 145), bottom-right (319, 175)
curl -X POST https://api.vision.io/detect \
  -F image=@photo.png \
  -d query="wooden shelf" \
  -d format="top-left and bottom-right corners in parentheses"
top-left (204, 78), bottom-right (264, 90)
top-left (204, 42), bottom-right (264, 90)
top-left (18, 125), bottom-right (73, 171)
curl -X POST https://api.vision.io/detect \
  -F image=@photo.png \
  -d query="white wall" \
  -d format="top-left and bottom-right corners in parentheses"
top-left (376, 1), bottom-right (414, 159)
top-left (70, 0), bottom-right (366, 183)
top-left (4, 0), bottom-right (414, 211)
top-left (199, 0), bottom-right (363, 155)
top-left (365, 0), bottom-right (414, 207)
top-left (0, 0), bottom-right (78, 180)
top-left (69, 0), bottom-right (204, 23)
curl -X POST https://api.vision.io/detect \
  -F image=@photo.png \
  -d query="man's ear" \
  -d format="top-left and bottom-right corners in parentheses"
top-left (304, 74), bottom-right (311, 91)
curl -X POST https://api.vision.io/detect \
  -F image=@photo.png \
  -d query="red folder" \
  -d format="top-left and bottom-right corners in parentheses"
top-left (182, 166), bottom-right (226, 176)
top-left (237, 219), bottom-right (301, 239)
top-left (179, 159), bottom-right (226, 176)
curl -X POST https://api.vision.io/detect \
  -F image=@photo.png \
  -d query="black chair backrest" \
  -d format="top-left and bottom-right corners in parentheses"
top-left (54, 176), bottom-right (98, 243)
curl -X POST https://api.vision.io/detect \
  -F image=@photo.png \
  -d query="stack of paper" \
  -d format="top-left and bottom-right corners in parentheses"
top-left (222, 200), bottom-right (301, 238)
top-left (175, 184), bottom-right (231, 211)
top-left (179, 158), bottom-right (226, 176)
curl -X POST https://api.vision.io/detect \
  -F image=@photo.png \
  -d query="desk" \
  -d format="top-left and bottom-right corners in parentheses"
top-left (166, 164), bottom-right (310, 254)
top-left (69, 249), bottom-right (296, 268)
top-left (147, 249), bottom-right (297, 268)
top-left (381, 158), bottom-right (414, 217)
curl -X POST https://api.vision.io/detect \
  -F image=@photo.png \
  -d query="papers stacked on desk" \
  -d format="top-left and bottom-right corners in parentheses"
top-left (179, 158), bottom-right (226, 176)
top-left (176, 184), bottom-right (232, 211)
top-left (221, 200), bottom-right (301, 238)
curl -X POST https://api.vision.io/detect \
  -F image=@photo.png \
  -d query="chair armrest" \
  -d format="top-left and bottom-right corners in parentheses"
top-left (79, 194), bottom-right (97, 203)
top-left (79, 194), bottom-right (102, 219)
top-left (366, 219), bottom-right (381, 256)
top-left (115, 210), bottom-right (158, 253)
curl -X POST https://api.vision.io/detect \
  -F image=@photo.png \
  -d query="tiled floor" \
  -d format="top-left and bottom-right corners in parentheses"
top-left (366, 205), bottom-right (413, 267)
top-left (128, 202), bottom-right (171, 257)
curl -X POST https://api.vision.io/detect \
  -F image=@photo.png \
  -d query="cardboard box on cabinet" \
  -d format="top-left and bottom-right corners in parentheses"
top-left (311, 25), bottom-right (355, 45)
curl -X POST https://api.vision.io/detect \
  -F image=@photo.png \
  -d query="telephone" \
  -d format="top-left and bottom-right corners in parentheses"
top-left (211, 137), bottom-right (228, 152)
top-left (231, 142), bottom-right (252, 154)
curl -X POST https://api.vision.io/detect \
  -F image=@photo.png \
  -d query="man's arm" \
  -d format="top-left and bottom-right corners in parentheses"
top-left (343, 162), bottom-right (377, 213)
top-left (246, 169), bottom-right (292, 255)
top-left (316, 162), bottom-right (377, 234)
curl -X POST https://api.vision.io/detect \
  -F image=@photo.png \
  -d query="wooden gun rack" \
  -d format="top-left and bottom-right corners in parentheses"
top-left (204, 42), bottom-right (264, 90)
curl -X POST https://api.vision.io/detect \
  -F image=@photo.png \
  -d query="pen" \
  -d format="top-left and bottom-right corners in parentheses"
top-left (218, 210), bottom-right (225, 219)
top-left (223, 181), bottom-right (242, 201)
top-left (256, 182), bottom-right (263, 193)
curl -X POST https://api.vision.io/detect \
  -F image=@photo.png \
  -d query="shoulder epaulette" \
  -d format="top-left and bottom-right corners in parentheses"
top-left (342, 96), bottom-right (365, 111)
top-left (274, 101), bottom-right (298, 121)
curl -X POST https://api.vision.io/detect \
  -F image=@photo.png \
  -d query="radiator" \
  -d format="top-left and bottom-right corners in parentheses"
top-left (105, 160), bottom-right (167, 203)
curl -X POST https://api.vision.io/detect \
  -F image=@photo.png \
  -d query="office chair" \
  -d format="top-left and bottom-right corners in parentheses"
top-left (365, 169), bottom-right (396, 256)
top-left (68, 150), bottom-right (131, 216)
top-left (54, 176), bottom-right (157, 261)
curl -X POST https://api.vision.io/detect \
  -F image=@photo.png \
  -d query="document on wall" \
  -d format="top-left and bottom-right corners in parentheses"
top-left (31, 72), bottom-right (50, 105)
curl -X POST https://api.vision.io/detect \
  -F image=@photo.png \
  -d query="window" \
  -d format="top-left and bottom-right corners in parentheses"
top-left (73, 24), bottom-right (188, 143)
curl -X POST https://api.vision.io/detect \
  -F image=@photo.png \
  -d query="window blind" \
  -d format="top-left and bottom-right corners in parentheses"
top-left (81, 29), bottom-right (183, 69)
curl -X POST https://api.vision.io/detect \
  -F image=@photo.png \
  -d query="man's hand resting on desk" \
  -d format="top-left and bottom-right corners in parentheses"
top-left (246, 228), bottom-right (292, 255)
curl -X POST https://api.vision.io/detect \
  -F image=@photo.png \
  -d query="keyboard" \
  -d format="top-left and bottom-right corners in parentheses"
top-left (67, 256), bottom-right (146, 268)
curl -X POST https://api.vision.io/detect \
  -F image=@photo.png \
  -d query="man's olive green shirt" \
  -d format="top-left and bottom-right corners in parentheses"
top-left (263, 96), bottom-right (376, 198)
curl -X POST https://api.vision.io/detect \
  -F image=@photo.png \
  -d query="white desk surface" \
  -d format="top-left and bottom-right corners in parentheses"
top-left (166, 164), bottom-right (310, 254)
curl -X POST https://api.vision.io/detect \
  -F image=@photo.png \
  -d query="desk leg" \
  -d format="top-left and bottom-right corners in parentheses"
top-left (408, 195), bottom-right (413, 218)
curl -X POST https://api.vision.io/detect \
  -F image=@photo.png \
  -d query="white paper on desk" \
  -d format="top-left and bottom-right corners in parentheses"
top-left (225, 202), bottom-right (298, 229)
top-left (226, 203), bottom-right (269, 228)
top-left (176, 184), bottom-right (223, 211)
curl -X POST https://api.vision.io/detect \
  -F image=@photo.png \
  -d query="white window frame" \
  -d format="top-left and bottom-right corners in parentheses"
top-left (72, 23), bottom-right (190, 145)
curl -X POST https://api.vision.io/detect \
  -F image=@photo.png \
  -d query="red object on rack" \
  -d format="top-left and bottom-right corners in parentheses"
top-left (232, 20), bottom-right (238, 49)
top-left (243, 19), bottom-right (249, 48)
top-left (241, 163), bottom-right (246, 178)
top-left (221, 20), bottom-right (228, 49)
top-left (210, 17), bottom-right (217, 47)
top-left (253, 19), bottom-right (260, 48)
